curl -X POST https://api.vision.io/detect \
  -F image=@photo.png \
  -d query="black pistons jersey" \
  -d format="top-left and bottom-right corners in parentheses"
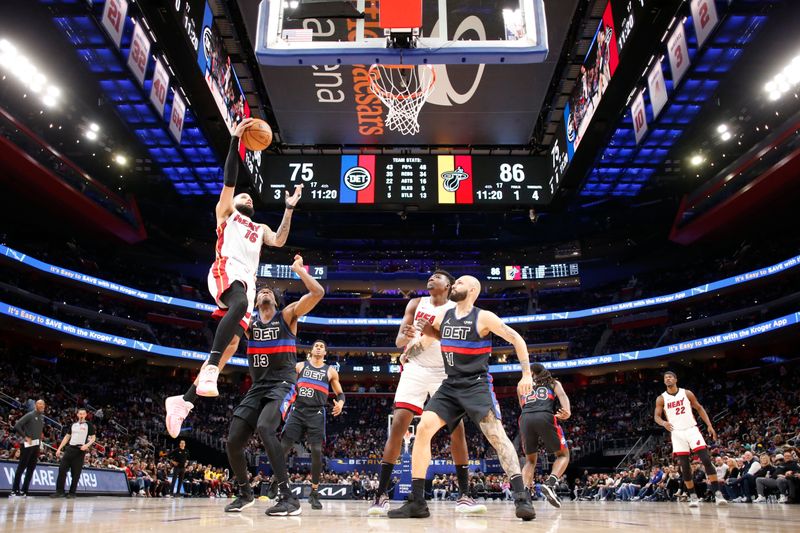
top-left (246, 311), bottom-right (298, 385)
top-left (295, 361), bottom-right (330, 410)
top-left (439, 306), bottom-right (492, 378)
top-left (520, 384), bottom-right (557, 415)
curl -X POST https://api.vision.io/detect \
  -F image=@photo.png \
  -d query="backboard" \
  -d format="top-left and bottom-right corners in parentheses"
top-left (255, 0), bottom-right (549, 66)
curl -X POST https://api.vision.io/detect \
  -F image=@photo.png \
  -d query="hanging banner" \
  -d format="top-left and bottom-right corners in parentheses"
top-left (690, 0), bottom-right (719, 49)
top-left (169, 91), bottom-right (186, 143)
top-left (631, 90), bottom-right (648, 144)
top-left (667, 22), bottom-right (690, 86)
top-left (149, 58), bottom-right (170, 118)
top-left (101, 0), bottom-right (128, 49)
top-left (127, 21), bottom-right (151, 87)
top-left (647, 59), bottom-right (669, 120)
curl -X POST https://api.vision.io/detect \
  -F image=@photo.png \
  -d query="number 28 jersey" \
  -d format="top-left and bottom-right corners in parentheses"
top-left (246, 312), bottom-right (298, 385)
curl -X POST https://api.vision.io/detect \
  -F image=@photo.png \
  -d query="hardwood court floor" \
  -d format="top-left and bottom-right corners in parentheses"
top-left (2, 497), bottom-right (799, 532)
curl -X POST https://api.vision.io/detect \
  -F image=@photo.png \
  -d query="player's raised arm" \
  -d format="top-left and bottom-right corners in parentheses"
top-left (403, 307), bottom-right (446, 361)
top-left (686, 389), bottom-right (717, 442)
top-left (263, 185), bottom-right (303, 248)
top-left (329, 366), bottom-right (345, 416)
top-left (654, 395), bottom-right (672, 432)
top-left (396, 297), bottom-right (422, 348)
top-left (283, 255), bottom-right (325, 325)
top-left (216, 118), bottom-right (254, 224)
top-left (479, 310), bottom-right (532, 397)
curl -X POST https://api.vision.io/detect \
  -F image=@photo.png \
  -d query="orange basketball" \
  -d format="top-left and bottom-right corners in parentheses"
top-left (241, 119), bottom-right (273, 151)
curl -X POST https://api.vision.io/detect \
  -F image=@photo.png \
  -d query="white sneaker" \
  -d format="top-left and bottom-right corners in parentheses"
top-left (165, 395), bottom-right (193, 438)
top-left (196, 365), bottom-right (220, 397)
top-left (367, 495), bottom-right (390, 516)
top-left (689, 494), bottom-right (700, 507)
top-left (715, 491), bottom-right (728, 506)
top-left (779, 495), bottom-right (788, 504)
top-left (456, 496), bottom-right (488, 514)
top-left (753, 496), bottom-right (767, 503)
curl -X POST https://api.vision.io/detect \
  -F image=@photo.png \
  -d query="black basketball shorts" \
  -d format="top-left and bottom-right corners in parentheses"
top-left (424, 374), bottom-right (502, 432)
top-left (519, 411), bottom-right (568, 455)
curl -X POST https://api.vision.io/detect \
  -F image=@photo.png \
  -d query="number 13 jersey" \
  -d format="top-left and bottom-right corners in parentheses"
top-left (246, 312), bottom-right (298, 385)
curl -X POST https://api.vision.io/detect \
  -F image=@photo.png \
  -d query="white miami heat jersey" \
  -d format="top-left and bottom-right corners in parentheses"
top-left (409, 296), bottom-right (456, 368)
top-left (212, 210), bottom-right (264, 280)
top-left (661, 388), bottom-right (697, 431)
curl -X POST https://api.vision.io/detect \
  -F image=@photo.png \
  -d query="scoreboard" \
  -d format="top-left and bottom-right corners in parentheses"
top-left (258, 264), bottom-right (327, 280)
top-left (253, 155), bottom-right (552, 208)
top-left (487, 263), bottom-right (579, 281)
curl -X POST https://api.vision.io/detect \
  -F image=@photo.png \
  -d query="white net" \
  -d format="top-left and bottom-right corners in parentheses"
top-left (368, 64), bottom-right (436, 136)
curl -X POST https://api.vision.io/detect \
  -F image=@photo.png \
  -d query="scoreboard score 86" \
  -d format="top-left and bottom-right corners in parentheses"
top-left (254, 155), bottom-right (552, 207)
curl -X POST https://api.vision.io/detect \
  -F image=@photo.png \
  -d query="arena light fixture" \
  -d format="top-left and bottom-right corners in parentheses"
top-left (114, 154), bottom-right (128, 166)
top-left (689, 154), bottom-right (704, 167)
top-left (764, 53), bottom-right (800, 101)
top-left (0, 37), bottom-right (62, 109)
top-left (85, 130), bottom-right (98, 141)
top-left (720, 131), bottom-right (732, 141)
top-left (716, 124), bottom-right (727, 134)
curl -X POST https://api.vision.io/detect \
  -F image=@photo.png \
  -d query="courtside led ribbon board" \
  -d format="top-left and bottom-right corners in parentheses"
top-left (101, 0), bottom-right (128, 49)
top-left (0, 461), bottom-right (129, 495)
top-left (2, 245), bottom-right (799, 326)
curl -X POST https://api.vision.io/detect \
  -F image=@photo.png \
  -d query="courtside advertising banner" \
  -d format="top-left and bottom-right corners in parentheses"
top-left (0, 461), bottom-right (129, 495)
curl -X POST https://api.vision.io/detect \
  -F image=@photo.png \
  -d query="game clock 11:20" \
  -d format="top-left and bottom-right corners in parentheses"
top-left (255, 155), bottom-right (553, 207)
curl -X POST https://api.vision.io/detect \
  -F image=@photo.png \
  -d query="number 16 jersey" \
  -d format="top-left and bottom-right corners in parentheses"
top-left (246, 312), bottom-right (298, 385)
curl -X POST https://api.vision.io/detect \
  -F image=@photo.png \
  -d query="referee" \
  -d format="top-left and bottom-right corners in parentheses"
top-left (169, 440), bottom-right (189, 497)
top-left (51, 408), bottom-right (95, 498)
top-left (11, 399), bottom-right (46, 497)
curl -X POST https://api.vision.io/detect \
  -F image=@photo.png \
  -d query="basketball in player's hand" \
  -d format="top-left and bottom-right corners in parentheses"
top-left (241, 119), bottom-right (273, 151)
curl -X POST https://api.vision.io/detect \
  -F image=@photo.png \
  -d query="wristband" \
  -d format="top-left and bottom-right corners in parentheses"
top-left (285, 203), bottom-right (295, 210)
top-left (335, 393), bottom-right (345, 403)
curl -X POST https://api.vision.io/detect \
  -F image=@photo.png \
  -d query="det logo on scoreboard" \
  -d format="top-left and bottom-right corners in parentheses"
top-left (340, 155), bottom-right (375, 204)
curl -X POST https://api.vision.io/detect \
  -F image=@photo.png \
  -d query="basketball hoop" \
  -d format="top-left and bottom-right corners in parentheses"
top-left (369, 64), bottom-right (436, 136)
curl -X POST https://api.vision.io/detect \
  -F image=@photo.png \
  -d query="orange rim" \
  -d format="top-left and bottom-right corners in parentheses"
top-left (368, 64), bottom-right (436, 101)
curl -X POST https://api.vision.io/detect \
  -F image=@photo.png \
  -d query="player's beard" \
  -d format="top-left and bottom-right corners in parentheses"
top-left (235, 203), bottom-right (255, 218)
top-left (449, 289), bottom-right (467, 302)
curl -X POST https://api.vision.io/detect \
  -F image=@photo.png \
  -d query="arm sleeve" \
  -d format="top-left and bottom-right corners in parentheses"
top-left (88, 421), bottom-right (96, 437)
top-left (223, 137), bottom-right (240, 187)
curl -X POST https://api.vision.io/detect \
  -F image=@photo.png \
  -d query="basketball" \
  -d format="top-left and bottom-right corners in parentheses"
top-left (240, 119), bottom-right (273, 151)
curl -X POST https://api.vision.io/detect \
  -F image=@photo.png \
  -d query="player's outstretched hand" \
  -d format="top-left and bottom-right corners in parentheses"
top-left (709, 427), bottom-right (718, 442)
top-left (517, 373), bottom-right (533, 398)
top-left (332, 399), bottom-right (344, 416)
top-left (233, 117), bottom-right (256, 138)
top-left (556, 408), bottom-right (571, 420)
top-left (290, 254), bottom-right (304, 273)
top-left (285, 184), bottom-right (303, 208)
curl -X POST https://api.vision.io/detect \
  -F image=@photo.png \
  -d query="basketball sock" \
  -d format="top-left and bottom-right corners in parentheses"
top-left (376, 461), bottom-right (394, 497)
top-left (510, 474), bottom-right (525, 493)
top-left (207, 350), bottom-right (223, 367)
top-left (183, 384), bottom-right (198, 403)
top-left (411, 478), bottom-right (426, 500)
top-left (278, 480), bottom-right (291, 497)
top-left (455, 464), bottom-right (470, 497)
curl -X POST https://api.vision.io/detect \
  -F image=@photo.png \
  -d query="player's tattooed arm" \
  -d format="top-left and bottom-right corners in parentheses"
top-left (263, 185), bottom-right (302, 247)
top-left (481, 311), bottom-right (532, 397)
top-left (478, 412), bottom-right (521, 477)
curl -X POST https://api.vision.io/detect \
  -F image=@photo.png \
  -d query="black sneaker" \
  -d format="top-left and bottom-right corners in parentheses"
top-left (265, 493), bottom-right (302, 516)
top-left (65, 493), bottom-right (75, 499)
top-left (514, 490), bottom-right (536, 521)
top-left (224, 487), bottom-right (255, 512)
top-left (387, 493), bottom-right (430, 519)
top-left (308, 489), bottom-right (323, 510)
top-left (50, 492), bottom-right (65, 499)
top-left (541, 481), bottom-right (562, 509)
